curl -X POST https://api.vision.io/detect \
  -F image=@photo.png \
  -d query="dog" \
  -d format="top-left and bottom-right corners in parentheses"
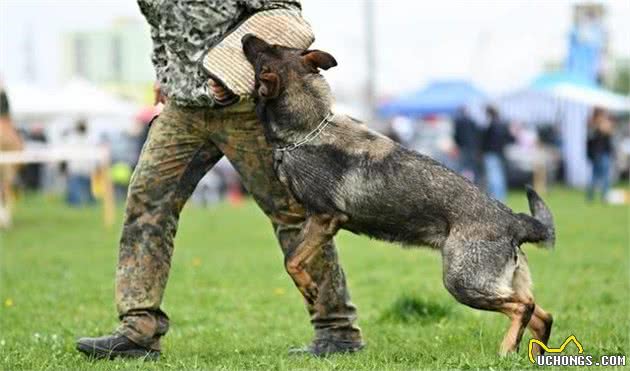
top-left (242, 34), bottom-right (555, 356)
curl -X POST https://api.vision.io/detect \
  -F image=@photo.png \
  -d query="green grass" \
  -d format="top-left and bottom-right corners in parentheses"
top-left (1, 188), bottom-right (628, 370)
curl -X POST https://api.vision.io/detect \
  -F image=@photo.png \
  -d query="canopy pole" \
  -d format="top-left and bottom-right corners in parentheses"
top-left (364, 0), bottom-right (376, 119)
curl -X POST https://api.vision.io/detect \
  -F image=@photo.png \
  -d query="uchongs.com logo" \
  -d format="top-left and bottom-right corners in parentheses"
top-left (528, 335), bottom-right (626, 367)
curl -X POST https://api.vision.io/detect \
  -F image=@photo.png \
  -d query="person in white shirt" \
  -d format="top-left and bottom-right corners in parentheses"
top-left (65, 119), bottom-right (96, 206)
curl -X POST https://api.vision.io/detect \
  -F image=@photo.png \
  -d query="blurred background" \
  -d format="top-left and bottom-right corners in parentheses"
top-left (1, 4), bottom-right (629, 369)
top-left (1, 0), bottom-right (629, 224)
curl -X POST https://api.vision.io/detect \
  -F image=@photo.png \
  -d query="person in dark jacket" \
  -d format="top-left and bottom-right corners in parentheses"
top-left (586, 107), bottom-right (614, 202)
top-left (481, 106), bottom-right (514, 201)
top-left (453, 107), bottom-right (480, 182)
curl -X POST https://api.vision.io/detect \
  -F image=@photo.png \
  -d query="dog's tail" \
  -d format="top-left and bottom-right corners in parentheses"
top-left (516, 185), bottom-right (555, 248)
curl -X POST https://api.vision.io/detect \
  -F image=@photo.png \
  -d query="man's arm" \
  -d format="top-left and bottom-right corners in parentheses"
top-left (147, 27), bottom-right (167, 79)
top-left (138, 1), bottom-right (167, 104)
top-left (240, 0), bottom-right (301, 13)
top-left (147, 26), bottom-right (168, 105)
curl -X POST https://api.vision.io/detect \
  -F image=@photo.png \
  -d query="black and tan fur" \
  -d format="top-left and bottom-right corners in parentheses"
top-left (242, 34), bottom-right (555, 356)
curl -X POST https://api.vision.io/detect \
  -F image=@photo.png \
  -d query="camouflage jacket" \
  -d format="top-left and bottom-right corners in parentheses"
top-left (137, 0), bottom-right (301, 107)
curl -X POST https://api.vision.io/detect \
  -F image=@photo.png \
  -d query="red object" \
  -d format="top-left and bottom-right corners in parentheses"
top-left (227, 183), bottom-right (244, 206)
top-left (135, 106), bottom-right (161, 125)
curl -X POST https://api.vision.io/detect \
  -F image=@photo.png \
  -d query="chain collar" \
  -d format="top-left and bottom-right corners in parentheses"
top-left (276, 112), bottom-right (334, 152)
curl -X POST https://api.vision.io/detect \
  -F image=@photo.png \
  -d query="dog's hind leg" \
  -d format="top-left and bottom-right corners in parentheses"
top-left (508, 250), bottom-right (553, 357)
top-left (285, 213), bottom-right (347, 305)
top-left (496, 252), bottom-right (538, 355)
top-left (442, 239), bottom-right (535, 355)
top-left (498, 300), bottom-right (535, 355)
top-left (527, 304), bottom-right (553, 357)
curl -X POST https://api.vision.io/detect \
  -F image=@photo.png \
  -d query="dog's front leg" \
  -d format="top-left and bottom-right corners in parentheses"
top-left (285, 213), bottom-right (346, 305)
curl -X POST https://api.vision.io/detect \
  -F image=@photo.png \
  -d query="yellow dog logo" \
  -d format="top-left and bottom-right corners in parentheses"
top-left (528, 335), bottom-right (584, 364)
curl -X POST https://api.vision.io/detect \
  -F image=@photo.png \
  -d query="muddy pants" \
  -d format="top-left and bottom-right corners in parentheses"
top-left (115, 100), bottom-right (361, 350)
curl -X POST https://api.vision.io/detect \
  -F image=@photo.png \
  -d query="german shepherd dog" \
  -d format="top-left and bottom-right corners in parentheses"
top-left (242, 34), bottom-right (555, 356)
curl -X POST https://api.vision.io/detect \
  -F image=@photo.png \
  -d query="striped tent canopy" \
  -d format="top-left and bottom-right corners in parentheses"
top-left (491, 89), bottom-right (561, 126)
top-left (532, 71), bottom-right (630, 112)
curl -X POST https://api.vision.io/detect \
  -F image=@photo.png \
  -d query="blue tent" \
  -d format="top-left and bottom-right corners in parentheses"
top-left (530, 71), bottom-right (597, 90)
top-left (531, 71), bottom-right (630, 111)
top-left (378, 79), bottom-right (486, 117)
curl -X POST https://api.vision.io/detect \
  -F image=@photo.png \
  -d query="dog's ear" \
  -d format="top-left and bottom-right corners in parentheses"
top-left (301, 50), bottom-right (337, 71)
top-left (242, 34), bottom-right (270, 65)
top-left (258, 72), bottom-right (280, 99)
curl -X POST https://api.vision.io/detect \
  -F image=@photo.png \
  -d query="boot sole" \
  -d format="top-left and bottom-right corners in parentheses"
top-left (76, 342), bottom-right (160, 361)
top-left (289, 343), bottom-right (365, 357)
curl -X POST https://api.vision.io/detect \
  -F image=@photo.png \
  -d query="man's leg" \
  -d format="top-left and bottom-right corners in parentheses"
top-left (208, 99), bottom-right (363, 355)
top-left (600, 154), bottom-right (611, 202)
top-left (77, 103), bottom-right (223, 358)
top-left (586, 164), bottom-right (596, 202)
top-left (66, 175), bottom-right (79, 206)
top-left (484, 153), bottom-right (506, 201)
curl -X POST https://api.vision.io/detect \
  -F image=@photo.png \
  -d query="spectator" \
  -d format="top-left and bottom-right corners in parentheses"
top-left (0, 82), bottom-right (24, 227)
top-left (110, 161), bottom-right (132, 201)
top-left (586, 107), bottom-right (614, 202)
top-left (453, 107), bottom-right (480, 182)
top-left (19, 124), bottom-right (47, 190)
top-left (65, 119), bottom-right (95, 206)
top-left (481, 106), bottom-right (514, 201)
top-left (390, 116), bottom-right (415, 147)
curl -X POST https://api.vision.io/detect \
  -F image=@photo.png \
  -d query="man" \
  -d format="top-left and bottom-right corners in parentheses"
top-left (453, 107), bottom-right (480, 183)
top-left (481, 106), bottom-right (514, 201)
top-left (586, 107), bottom-right (614, 202)
top-left (76, 0), bottom-right (363, 360)
top-left (65, 120), bottom-right (96, 206)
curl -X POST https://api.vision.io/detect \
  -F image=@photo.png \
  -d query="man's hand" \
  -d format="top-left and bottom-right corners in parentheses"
top-left (153, 82), bottom-right (166, 106)
top-left (209, 79), bottom-right (234, 105)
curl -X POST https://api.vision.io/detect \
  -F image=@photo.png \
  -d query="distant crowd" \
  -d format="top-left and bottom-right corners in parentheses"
top-left (0, 79), bottom-right (619, 229)
top-left (387, 104), bottom-right (616, 203)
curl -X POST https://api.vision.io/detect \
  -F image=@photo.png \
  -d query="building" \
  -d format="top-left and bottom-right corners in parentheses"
top-left (62, 18), bottom-right (154, 102)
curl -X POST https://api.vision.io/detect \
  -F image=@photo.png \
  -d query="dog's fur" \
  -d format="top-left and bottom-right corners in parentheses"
top-left (242, 34), bottom-right (555, 356)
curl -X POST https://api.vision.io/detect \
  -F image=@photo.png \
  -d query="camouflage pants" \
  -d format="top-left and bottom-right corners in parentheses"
top-left (115, 99), bottom-right (362, 350)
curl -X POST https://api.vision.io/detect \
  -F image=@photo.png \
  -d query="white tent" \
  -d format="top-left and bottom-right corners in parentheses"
top-left (56, 79), bottom-right (138, 117)
top-left (548, 83), bottom-right (630, 112)
top-left (7, 79), bottom-right (138, 121)
top-left (531, 71), bottom-right (630, 112)
top-left (493, 89), bottom-right (561, 125)
top-left (7, 83), bottom-right (65, 120)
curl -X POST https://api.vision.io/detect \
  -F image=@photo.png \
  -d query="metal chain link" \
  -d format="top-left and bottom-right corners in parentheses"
top-left (276, 112), bottom-right (334, 152)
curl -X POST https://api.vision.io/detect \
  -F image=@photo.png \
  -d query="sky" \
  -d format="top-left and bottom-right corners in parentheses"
top-left (1, 0), bottom-right (629, 102)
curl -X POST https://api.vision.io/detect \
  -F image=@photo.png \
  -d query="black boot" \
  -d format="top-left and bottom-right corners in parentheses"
top-left (289, 339), bottom-right (364, 357)
top-left (76, 333), bottom-right (160, 360)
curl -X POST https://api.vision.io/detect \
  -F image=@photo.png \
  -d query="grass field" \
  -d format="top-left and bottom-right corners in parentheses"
top-left (1, 188), bottom-right (628, 370)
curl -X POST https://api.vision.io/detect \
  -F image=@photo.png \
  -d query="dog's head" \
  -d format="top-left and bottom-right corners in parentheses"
top-left (242, 34), bottom-right (337, 100)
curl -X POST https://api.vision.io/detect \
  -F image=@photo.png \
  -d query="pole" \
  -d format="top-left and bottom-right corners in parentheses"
top-left (364, 0), bottom-right (376, 119)
top-left (99, 146), bottom-right (115, 229)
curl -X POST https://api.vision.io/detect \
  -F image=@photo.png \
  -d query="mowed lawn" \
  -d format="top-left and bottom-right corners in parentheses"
top-left (1, 188), bottom-right (628, 370)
